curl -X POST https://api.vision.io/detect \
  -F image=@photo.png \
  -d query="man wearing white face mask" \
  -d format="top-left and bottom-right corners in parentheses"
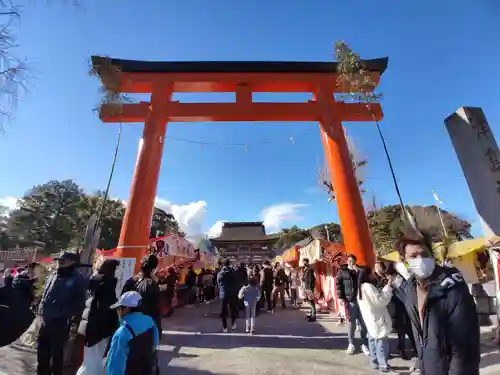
top-left (392, 234), bottom-right (480, 375)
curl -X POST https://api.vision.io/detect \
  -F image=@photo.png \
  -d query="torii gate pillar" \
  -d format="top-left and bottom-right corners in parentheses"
top-left (92, 57), bottom-right (387, 269)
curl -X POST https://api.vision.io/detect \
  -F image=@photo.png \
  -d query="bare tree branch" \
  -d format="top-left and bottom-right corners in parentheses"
top-left (0, 1), bottom-right (27, 134)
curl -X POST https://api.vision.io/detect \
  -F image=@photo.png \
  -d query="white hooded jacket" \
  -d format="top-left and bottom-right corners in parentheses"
top-left (357, 282), bottom-right (393, 339)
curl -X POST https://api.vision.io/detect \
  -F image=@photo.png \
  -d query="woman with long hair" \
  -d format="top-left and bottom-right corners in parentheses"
top-left (375, 261), bottom-right (417, 360)
top-left (357, 266), bottom-right (393, 373)
top-left (77, 258), bottom-right (120, 375)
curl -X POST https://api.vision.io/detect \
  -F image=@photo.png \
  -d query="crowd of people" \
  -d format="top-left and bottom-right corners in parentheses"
top-left (214, 257), bottom-right (316, 333)
top-left (0, 231), bottom-right (488, 375)
top-left (335, 234), bottom-right (481, 375)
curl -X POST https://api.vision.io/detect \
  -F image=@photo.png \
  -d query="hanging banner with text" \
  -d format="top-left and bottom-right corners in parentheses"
top-left (445, 107), bottom-right (500, 237)
top-left (112, 257), bottom-right (136, 298)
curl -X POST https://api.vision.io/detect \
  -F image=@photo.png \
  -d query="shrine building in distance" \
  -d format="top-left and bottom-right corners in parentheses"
top-left (210, 222), bottom-right (279, 264)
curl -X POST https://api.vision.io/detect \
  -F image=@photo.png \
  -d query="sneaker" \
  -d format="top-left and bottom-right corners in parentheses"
top-left (361, 344), bottom-right (370, 356)
top-left (245, 327), bottom-right (250, 333)
top-left (250, 330), bottom-right (255, 335)
top-left (232, 323), bottom-right (237, 331)
top-left (346, 343), bottom-right (356, 355)
top-left (307, 315), bottom-right (317, 322)
top-left (222, 328), bottom-right (228, 333)
top-left (379, 365), bottom-right (392, 374)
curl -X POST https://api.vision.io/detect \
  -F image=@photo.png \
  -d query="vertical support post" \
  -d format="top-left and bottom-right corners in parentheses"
top-left (315, 87), bottom-right (375, 267)
top-left (116, 83), bottom-right (172, 270)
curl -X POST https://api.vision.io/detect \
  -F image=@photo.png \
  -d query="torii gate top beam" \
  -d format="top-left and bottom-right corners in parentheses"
top-left (91, 56), bottom-right (388, 94)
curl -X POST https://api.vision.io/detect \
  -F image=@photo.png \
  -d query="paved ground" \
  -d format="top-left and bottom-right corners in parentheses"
top-left (160, 302), bottom-right (411, 375)
top-left (1, 301), bottom-right (499, 375)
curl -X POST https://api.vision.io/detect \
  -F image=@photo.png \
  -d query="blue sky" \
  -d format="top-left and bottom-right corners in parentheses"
top-left (1, 0), bottom-right (500, 239)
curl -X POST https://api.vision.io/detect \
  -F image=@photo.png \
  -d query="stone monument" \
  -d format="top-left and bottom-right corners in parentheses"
top-left (445, 107), bottom-right (500, 237)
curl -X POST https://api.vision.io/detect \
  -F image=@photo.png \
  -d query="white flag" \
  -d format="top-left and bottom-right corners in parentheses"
top-left (432, 190), bottom-right (443, 205)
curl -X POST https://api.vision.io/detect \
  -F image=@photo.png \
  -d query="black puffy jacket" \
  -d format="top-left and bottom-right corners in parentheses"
top-left (335, 265), bottom-right (359, 302)
top-left (260, 267), bottom-right (274, 289)
top-left (274, 269), bottom-right (288, 287)
top-left (122, 275), bottom-right (162, 339)
top-left (394, 266), bottom-right (480, 375)
top-left (78, 274), bottom-right (119, 347)
top-left (0, 275), bottom-right (35, 347)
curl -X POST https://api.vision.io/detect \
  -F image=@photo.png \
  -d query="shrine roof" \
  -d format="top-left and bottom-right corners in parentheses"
top-left (210, 221), bottom-right (280, 243)
top-left (91, 56), bottom-right (388, 75)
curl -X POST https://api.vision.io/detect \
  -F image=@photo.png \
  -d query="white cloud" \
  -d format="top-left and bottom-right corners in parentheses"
top-left (260, 203), bottom-right (308, 232)
top-left (154, 198), bottom-right (209, 239)
top-left (0, 196), bottom-right (17, 215)
top-left (207, 220), bottom-right (225, 238)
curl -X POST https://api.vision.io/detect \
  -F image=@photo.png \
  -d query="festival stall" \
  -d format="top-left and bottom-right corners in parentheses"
top-left (191, 238), bottom-right (219, 270)
top-left (96, 234), bottom-right (203, 309)
top-left (281, 246), bottom-right (300, 267)
top-left (298, 239), bottom-right (347, 313)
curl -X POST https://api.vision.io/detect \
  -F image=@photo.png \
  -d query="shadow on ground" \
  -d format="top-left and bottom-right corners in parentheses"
top-left (161, 302), bottom-right (347, 351)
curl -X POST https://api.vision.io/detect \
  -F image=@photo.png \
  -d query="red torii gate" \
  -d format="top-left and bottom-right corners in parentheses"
top-left (91, 57), bottom-right (388, 269)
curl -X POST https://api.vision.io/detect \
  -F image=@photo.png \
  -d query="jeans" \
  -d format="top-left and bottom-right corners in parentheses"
top-left (245, 302), bottom-right (257, 331)
top-left (368, 335), bottom-right (389, 370)
top-left (347, 301), bottom-right (368, 346)
top-left (290, 288), bottom-right (298, 306)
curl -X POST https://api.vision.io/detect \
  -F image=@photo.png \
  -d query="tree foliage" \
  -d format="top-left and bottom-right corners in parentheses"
top-left (81, 191), bottom-right (126, 250)
top-left (7, 180), bottom-right (87, 252)
top-left (150, 207), bottom-right (185, 238)
top-left (368, 204), bottom-right (473, 255)
top-left (274, 204), bottom-right (471, 256)
top-left (275, 226), bottom-right (310, 249)
top-left (2, 179), bottom-right (184, 253)
top-left (275, 223), bottom-right (343, 250)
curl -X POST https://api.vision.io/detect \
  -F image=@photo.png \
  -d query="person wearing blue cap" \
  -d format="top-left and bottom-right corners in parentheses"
top-left (105, 291), bottom-right (159, 375)
top-left (37, 251), bottom-right (86, 375)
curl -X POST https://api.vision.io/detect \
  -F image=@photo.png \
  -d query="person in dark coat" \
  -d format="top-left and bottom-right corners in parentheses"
top-left (184, 266), bottom-right (197, 306)
top-left (76, 259), bottom-right (119, 375)
top-left (2, 268), bottom-right (13, 288)
top-left (260, 261), bottom-right (274, 312)
top-left (336, 254), bottom-right (369, 356)
top-left (393, 234), bottom-right (480, 375)
top-left (122, 255), bottom-right (162, 341)
top-left (217, 259), bottom-right (239, 332)
top-left (0, 272), bottom-right (36, 347)
top-left (302, 258), bottom-right (316, 322)
top-left (235, 262), bottom-right (248, 310)
top-left (272, 267), bottom-right (288, 311)
top-left (163, 267), bottom-right (178, 316)
top-left (197, 268), bottom-right (206, 303)
top-left (37, 252), bottom-right (87, 375)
